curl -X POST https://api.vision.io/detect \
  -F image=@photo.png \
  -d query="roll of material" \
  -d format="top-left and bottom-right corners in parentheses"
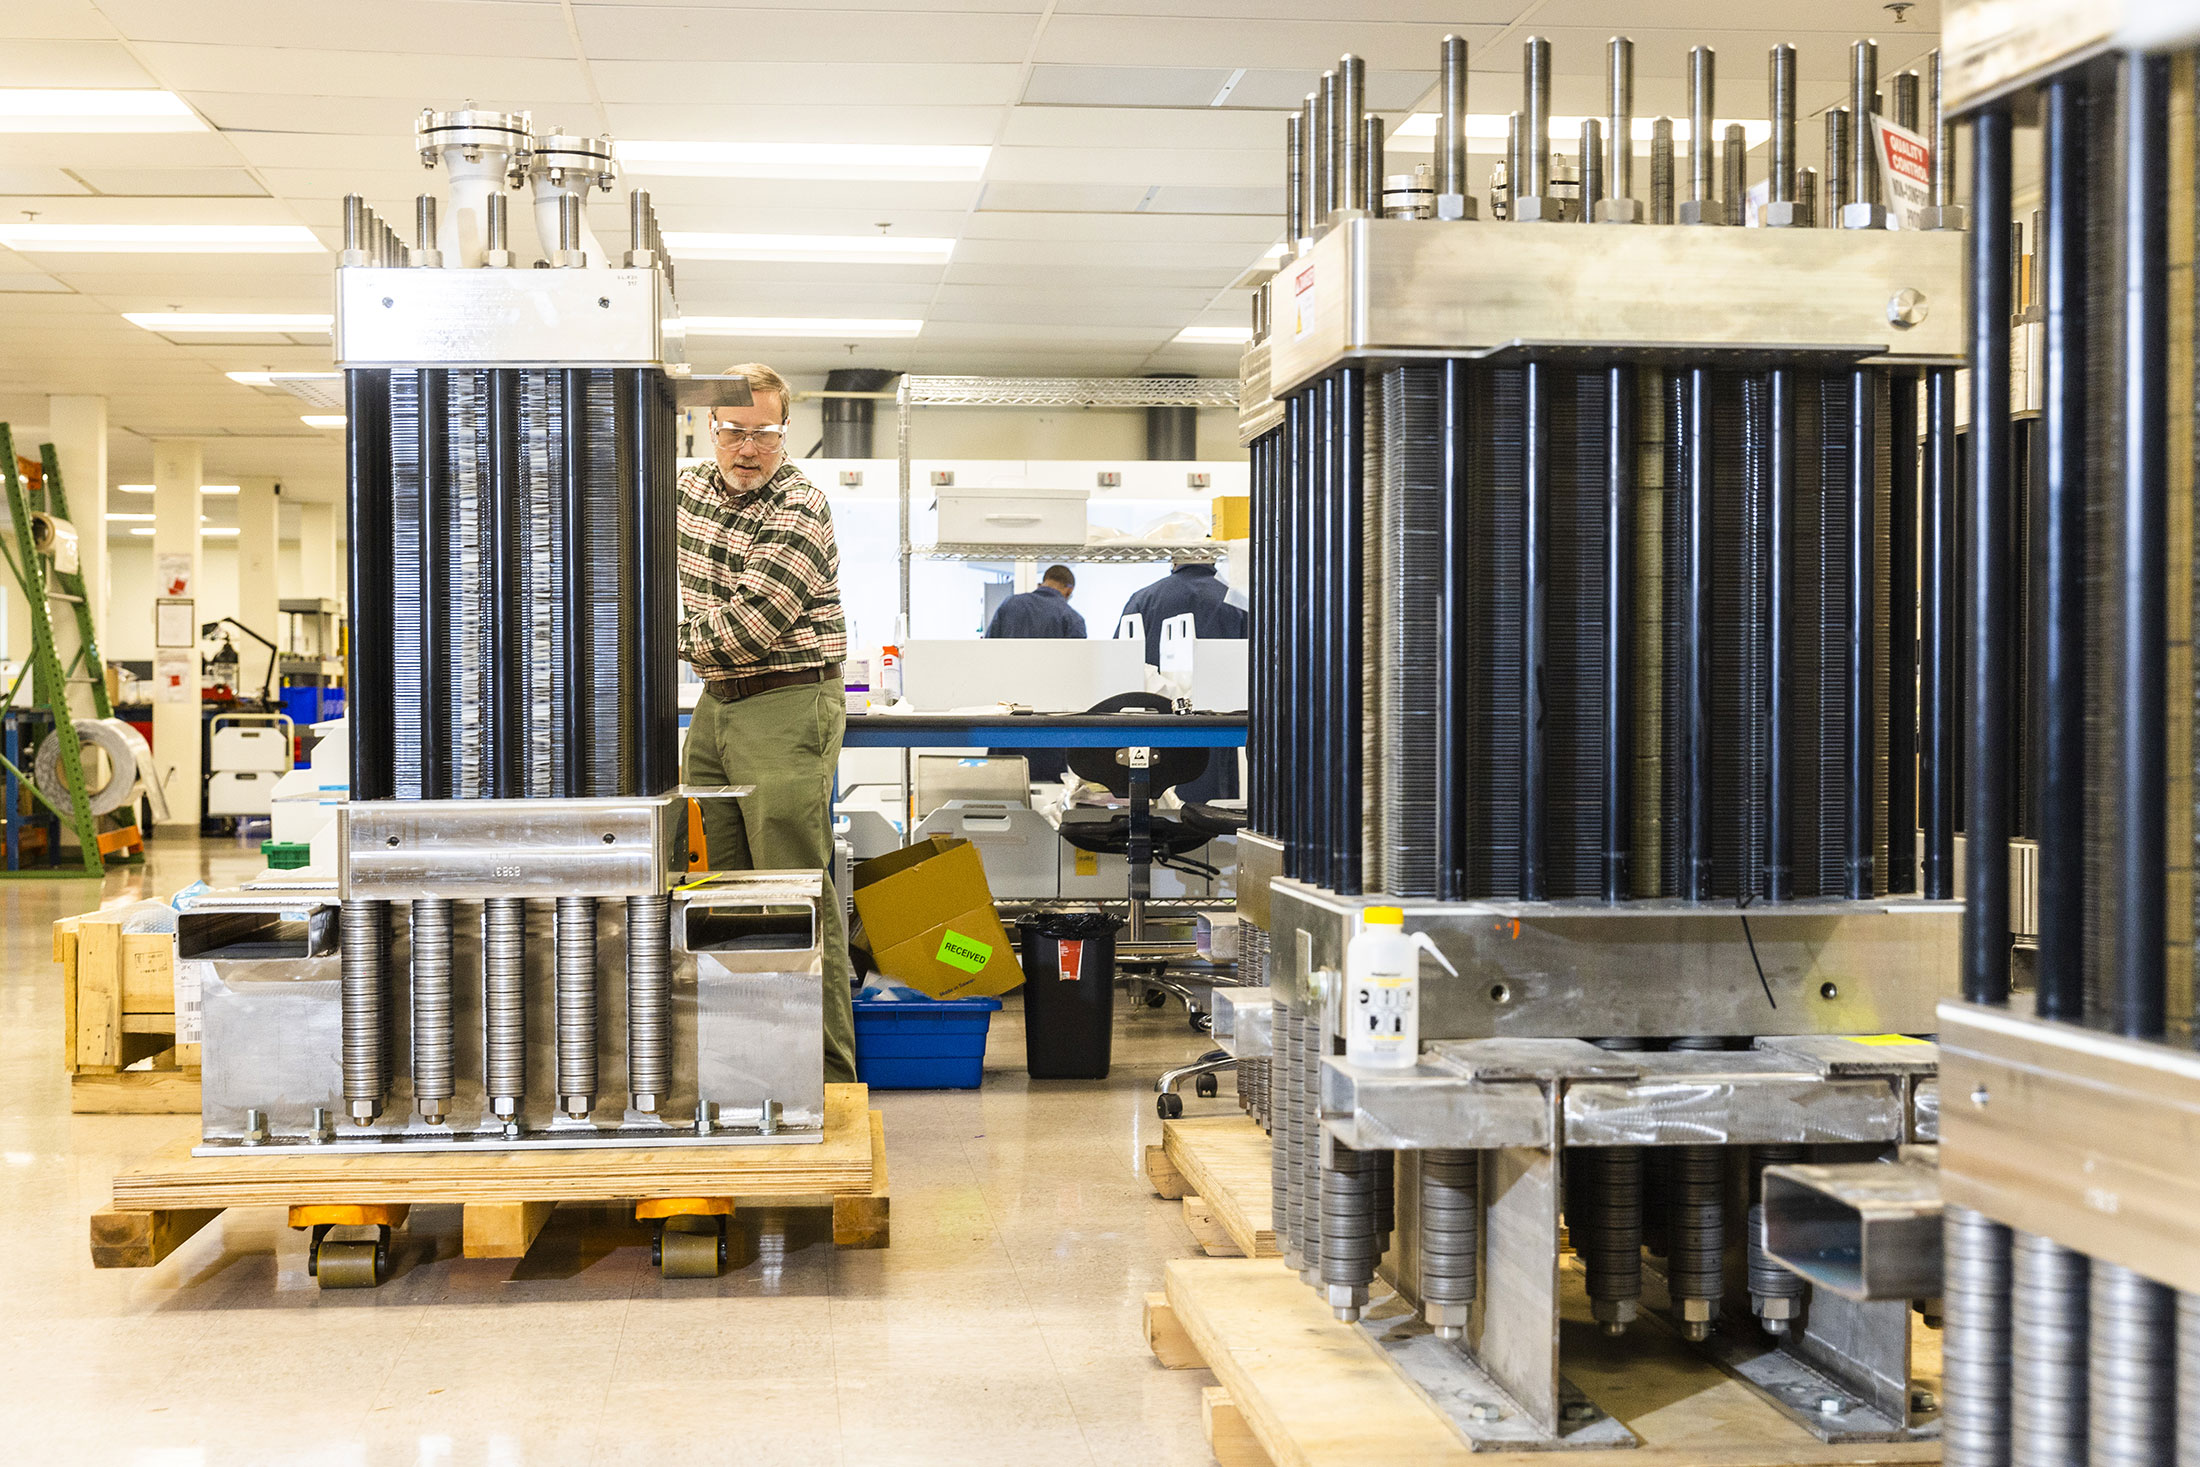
top-left (33, 717), bottom-right (162, 820)
top-left (29, 512), bottom-right (78, 574)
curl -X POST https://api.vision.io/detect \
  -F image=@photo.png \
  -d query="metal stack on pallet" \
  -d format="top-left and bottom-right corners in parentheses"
top-left (1933, 10), bottom-right (2200, 1467)
top-left (1237, 30), bottom-right (1964, 1451)
top-left (173, 104), bottom-right (832, 1285)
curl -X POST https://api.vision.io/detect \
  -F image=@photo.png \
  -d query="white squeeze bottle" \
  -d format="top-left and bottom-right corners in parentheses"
top-left (1344, 906), bottom-right (1458, 1069)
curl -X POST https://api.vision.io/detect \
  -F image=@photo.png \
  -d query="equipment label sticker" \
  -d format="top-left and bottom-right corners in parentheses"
top-left (1851, 1033), bottom-right (1929, 1046)
top-left (936, 929), bottom-right (993, 974)
top-left (174, 959), bottom-right (210, 1046)
top-left (1293, 263), bottom-right (1317, 340)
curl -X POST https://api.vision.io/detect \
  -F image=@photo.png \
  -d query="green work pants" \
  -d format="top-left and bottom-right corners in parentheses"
top-left (683, 679), bottom-right (858, 1085)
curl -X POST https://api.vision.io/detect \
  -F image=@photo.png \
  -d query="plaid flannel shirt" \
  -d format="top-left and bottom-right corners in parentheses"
top-left (676, 459), bottom-right (848, 677)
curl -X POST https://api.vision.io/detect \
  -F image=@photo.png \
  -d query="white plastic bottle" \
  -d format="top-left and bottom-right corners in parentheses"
top-left (1343, 906), bottom-right (1457, 1070)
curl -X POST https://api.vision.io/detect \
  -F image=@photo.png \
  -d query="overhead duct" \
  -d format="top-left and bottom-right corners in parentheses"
top-left (1145, 373), bottom-right (1198, 460)
top-left (821, 368), bottom-right (899, 459)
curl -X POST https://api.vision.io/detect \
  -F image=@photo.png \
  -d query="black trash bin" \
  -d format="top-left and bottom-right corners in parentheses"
top-left (1019, 911), bottom-right (1123, 1079)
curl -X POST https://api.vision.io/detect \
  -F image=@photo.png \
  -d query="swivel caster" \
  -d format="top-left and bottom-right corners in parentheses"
top-left (308, 1224), bottom-right (391, 1289)
top-left (1195, 1074), bottom-right (1219, 1099)
top-left (1190, 1011), bottom-right (1212, 1034)
top-left (654, 1215), bottom-right (729, 1279)
top-left (1157, 1092), bottom-right (1185, 1119)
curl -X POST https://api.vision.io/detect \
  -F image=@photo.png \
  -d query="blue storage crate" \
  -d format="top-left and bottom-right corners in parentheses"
top-left (853, 992), bottom-right (1001, 1090)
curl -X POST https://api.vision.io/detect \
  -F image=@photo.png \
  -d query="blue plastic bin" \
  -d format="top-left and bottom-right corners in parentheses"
top-left (853, 993), bottom-right (1001, 1090)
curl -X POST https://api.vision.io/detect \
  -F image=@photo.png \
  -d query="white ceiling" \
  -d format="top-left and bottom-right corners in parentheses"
top-left (0, 0), bottom-right (1942, 499)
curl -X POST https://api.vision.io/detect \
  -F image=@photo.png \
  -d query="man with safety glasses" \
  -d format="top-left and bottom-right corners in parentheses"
top-left (676, 361), bottom-right (856, 1083)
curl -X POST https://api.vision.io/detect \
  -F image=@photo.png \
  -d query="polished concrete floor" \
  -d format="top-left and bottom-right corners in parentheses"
top-left (2, 836), bottom-right (1229, 1465)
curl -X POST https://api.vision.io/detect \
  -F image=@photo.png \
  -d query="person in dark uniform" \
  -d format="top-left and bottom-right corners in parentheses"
top-left (1118, 555), bottom-right (1247, 664)
top-left (985, 564), bottom-right (1085, 784)
top-left (987, 564), bottom-right (1086, 640)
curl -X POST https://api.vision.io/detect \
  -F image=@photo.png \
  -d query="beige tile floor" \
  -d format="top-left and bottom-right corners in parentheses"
top-left (1, 837), bottom-right (1230, 1465)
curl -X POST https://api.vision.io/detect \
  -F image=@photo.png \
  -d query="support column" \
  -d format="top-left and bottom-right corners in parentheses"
top-left (297, 500), bottom-right (341, 607)
top-left (235, 476), bottom-right (279, 703)
top-left (47, 395), bottom-right (107, 652)
top-left (151, 441), bottom-right (203, 832)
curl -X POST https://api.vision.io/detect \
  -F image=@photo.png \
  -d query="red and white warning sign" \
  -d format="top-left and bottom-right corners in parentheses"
top-left (1292, 262), bottom-right (1318, 341)
top-left (1872, 115), bottom-right (1934, 231)
top-left (1057, 938), bottom-right (1084, 982)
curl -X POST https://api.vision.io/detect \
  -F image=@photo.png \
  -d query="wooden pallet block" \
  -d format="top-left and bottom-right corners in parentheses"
top-left (1157, 1258), bottom-right (1944, 1467)
top-left (56, 911), bottom-right (201, 1112)
top-left (91, 1084), bottom-right (890, 1270)
top-left (1158, 1114), bottom-right (1278, 1258)
top-left (1204, 1386), bottom-right (1276, 1467)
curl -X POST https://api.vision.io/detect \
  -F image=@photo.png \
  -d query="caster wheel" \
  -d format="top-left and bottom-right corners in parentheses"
top-left (1157, 1092), bottom-right (1184, 1120)
top-left (1195, 1074), bottom-right (1219, 1098)
top-left (658, 1218), bottom-right (728, 1279)
top-left (314, 1239), bottom-right (385, 1289)
top-left (1144, 989), bottom-right (1168, 1009)
top-left (1190, 1011), bottom-right (1212, 1034)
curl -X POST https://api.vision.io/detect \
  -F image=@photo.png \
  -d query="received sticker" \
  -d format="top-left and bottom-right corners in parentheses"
top-left (936, 929), bottom-right (994, 974)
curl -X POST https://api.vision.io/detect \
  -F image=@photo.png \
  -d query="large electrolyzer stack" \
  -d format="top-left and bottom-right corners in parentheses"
top-left (1234, 33), bottom-right (1966, 1450)
top-left (1931, 12), bottom-right (2200, 1467)
top-left (174, 107), bottom-right (831, 1284)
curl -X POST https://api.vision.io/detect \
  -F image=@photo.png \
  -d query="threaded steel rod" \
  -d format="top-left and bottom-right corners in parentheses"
top-left (1770, 44), bottom-right (1796, 204)
top-left (626, 893), bottom-right (670, 1112)
top-left (1317, 70), bottom-right (1339, 222)
top-left (1687, 47), bottom-right (1714, 208)
top-left (1580, 119), bottom-right (1604, 221)
top-left (2011, 1232), bottom-right (2088, 1466)
top-left (1321, 1142), bottom-right (1377, 1320)
top-left (1286, 113), bottom-right (1306, 243)
top-left (1606, 36), bottom-right (1635, 212)
top-left (1439, 35), bottom-right (1468, 202)
top-left (340, 898), bottom-right (386, 1125)
top-left (1850, 40), bottom-right (1878, 210)
top-left (482, 897), bottom-right (527, 1118)
top-left (1669, 1144), bottom-right (1724, 1339)
top-left (1944, 1204), bottom-right (2013, 1466)
top-left (1299, 93), bottom-right (1320, 238)
top-left (1582, 1147), bottom-right (1643, 1335)
top-left (1523, 37), bottom-right (1552, 200)
top-left (554, 896), bottom-right (598, 1119)
top-left (1337, 54), bottom-right (1364, 215)
top-left (1651, 117), bottom-right (1675, 223)
top-left (1826, 109), bottom-right (1851, 227)
top-left (409, 898), bottom-right (454, 1122)
top-left (1419, 1148), bottom-right (1478, 1338)
top-left (2091, 1259), bottom-right (2175, 1464)
top-left (1723, 123), bottom-right (1747, 226)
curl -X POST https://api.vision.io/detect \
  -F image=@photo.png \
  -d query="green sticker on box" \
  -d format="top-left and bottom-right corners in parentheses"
top-left (936, 929), bottom-right (993, 974)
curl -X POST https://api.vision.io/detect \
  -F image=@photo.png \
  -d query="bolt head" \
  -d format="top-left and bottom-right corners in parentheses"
top-left (481, 248), bottom-right (515, 269)
top-left (1435, 192), bottom-right (1479, 221)
top-left (1513, 194), bottom-right (1562, 223)
top-left (1762, 200), bottom-right (1806, 229)
top-left (1470, 1403), bottom-right (1503, 1422)
top-left (1681, 1297), bottom-right (1714, 1323)
top-left (1754, 1295), bottom-right (1799, 1321)
top-left (1911, 1389), bottom-right (1938, 1413)
top-left (1562, 1402), bottom-right (1597, 1423)
top-left (1888, 287), bottom-right (1929, 328)
top-left (1595, 197), bottom-right (1643, 224)
top-left (1677, 200), bottom-right (1723, 226)
top-left (1841, 200), bottom-right (1890, 230)
top-left (1818, 1395), bottom-right (1847, 1416)
top-left (1424, 1301), bottom-right (1471, 1332)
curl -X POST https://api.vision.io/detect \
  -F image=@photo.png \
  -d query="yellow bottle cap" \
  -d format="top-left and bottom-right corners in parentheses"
top-left (1364, 905), bottom-right (1405, 926)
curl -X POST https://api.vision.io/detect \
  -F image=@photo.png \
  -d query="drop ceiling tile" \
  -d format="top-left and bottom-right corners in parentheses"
top-left (1034, 14), bottom-right (1492, 70)
top-left (943, 260), bottom-right (1235, 290)
top-left (0, 39), bottom-right (155, 87)
top-left (632, 180), bottom-right (982, 215)
top-left (97, 0), bottom-right (580, 57)
top-left (986, 145), bottom-right (1276, 188)
top-left (963, 210), bottom-right (1276, 243)
top-left (0, 132), bottom-right (254, 170)
top-left (1146, 185), bottom-right (1279, 214)
top-left (999, 105), bottom-right (1283, 151)
top-left (0, 167), bottom-right (90, 194)
top-left (0, 272), bottom-right (73, 293)
top-left (590, 60), bottom-right (1024, 107)
top-left (574, 7), bottom-right (1039, 64)
top-left (187, 93), bottom-right (442, 136)
top-left (0, 1), bottom-right (119, 42)
top-left (1226, 67), bottom-right (1435, 110)
top-left (73, 166), bottom-right (269, 197)
top-left (602, 103), bottom-right (1003, 145)
top-left (1529, 0), bottom-right (1936, 31)
top-left (978, 181), bottom-right (1152, 214)
top-left (1022, 66), bottom-right (1234, 109)
top-left (134, 43), bottom-right (594, 103)
top-left (955, 237), bottom-right (1272, 270)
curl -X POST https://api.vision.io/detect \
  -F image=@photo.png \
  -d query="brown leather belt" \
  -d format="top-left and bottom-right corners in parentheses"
top-left (703, 662), bottom-right (838, 704)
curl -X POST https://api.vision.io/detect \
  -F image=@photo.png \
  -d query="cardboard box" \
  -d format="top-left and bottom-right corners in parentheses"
top-left (1211, 494), bottom-right (1250, 540)
top-left (851, 835), bottom-right (1024, 999)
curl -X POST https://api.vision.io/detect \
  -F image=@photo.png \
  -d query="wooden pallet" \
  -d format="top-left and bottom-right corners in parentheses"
top-left (54, 910), bottom-right (199, 1113)
top-left (1145, 1258), bottom-right (1943, 1467)
top-left (1146, 1113), bottom-right (1279, 1258)
top-left (91, 1083), bottom-right (890, 1271)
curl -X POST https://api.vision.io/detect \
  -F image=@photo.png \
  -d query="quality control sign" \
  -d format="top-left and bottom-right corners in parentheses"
top-left (1872, 115), bottom-right (1934, 231)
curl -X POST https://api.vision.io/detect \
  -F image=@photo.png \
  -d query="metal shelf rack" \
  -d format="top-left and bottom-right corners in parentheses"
top-left (894, 375), bottom-right (1241, 621)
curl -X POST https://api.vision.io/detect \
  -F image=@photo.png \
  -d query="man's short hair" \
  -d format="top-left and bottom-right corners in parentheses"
top-left (723, 361), bottom-right (791, 422)
top-left (1042, 564), bottom-right (1075, 590)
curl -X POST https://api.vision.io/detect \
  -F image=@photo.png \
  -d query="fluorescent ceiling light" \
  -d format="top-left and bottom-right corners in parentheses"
top-left (0, 89), bottom-right (206, 134)
top-left (7, 224), bottom-right (320, 253)
top-left (301, 414), bottom-right (346, 429)
top-left (662, 231), bottom-right (953, 265)
top-left (1262, 243), bottom-right (1287, 259)
top-left (104, 512), bottom-right (154, 522)
top-left (1391, 115), bottom-right (1772, 149)
top-left (684, 316), bottom-right (922, 338)
top-left (128, 527), bottom-right (151, 536)
top-left (1175, 325), bottom-right (1252, 346)
top-left (115, 483), bottom-right (240, 495)
top-left (622, 140), bottom-right (988, 182)
top-left (125, 312), bottom-right (332, 334)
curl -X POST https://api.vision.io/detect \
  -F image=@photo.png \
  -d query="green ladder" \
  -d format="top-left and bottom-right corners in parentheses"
top-left (1, 426), bottom-right (116, 876)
